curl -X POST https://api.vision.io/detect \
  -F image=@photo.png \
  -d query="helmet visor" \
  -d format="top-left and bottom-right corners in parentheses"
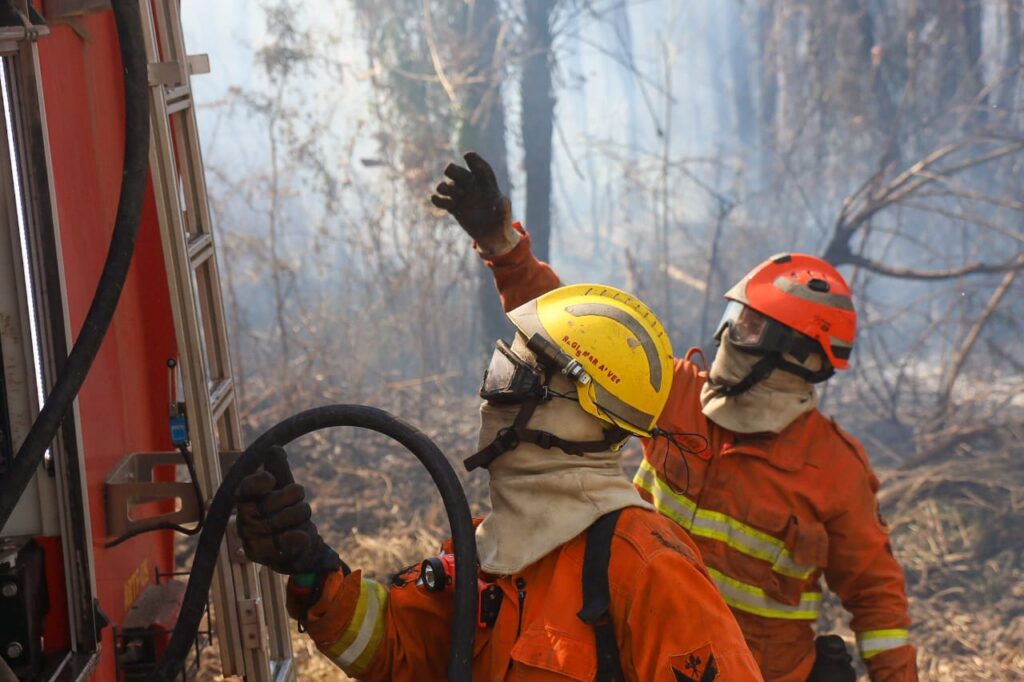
top-left (715, 300), bottom-right (770, 347)
top-left (716, 301), bottom-right (825, 365)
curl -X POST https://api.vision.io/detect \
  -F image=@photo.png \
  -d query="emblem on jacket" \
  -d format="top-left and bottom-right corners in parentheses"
top-left (672, 645), bottom-right (718, 681)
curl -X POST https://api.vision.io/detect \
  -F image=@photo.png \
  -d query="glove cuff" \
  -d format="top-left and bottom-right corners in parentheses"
top-left (475, 222), bottom-right (520, 257)
top-left (286, 563), bottom-right (350, 624)
top-left (286, 575), bottom-right (318, 623)
top-left (292, 572), bottom-right (318, 588)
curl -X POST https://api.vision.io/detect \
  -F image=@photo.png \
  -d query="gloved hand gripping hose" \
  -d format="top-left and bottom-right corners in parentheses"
top-left (149, 405), bottom-right (477, 682)
top-left (0, 0), bottom-right (149, 531)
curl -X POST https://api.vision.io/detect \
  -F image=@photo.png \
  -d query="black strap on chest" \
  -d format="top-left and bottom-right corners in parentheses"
top-left (577, 509), bottom-right (626, 682)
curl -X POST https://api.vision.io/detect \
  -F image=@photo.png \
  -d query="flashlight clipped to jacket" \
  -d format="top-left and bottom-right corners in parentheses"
top-left (420, 554), bottom-right (503, 629)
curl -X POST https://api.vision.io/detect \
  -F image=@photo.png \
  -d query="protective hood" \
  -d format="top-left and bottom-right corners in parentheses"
top-left (474, 374), bottom-right (650, 575)
top-left (700, 335), bottom-right (819, 434)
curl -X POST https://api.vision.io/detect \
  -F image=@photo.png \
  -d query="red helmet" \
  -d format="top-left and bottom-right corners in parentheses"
top-left (721, 253), bottom-right (856, 371)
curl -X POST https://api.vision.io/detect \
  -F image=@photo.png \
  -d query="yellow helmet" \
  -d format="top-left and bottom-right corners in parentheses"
top-left (507, 284), bottom-right (674, 437)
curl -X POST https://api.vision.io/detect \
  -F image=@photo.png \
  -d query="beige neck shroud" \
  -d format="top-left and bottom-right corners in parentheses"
top-left (699, 335), bottom-right (819, 434)
top-left (474, 376), bottom-right (650, 576)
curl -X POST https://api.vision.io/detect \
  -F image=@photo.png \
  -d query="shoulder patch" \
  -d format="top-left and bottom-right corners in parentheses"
top-left (671, 644), bottom-right (718, 682)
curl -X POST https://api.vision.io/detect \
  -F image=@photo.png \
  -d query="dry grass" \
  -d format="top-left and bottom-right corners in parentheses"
top-left (886, 431), bottom-right (1024, 680)
top-left (819, 427), bottom-right (1024, 680)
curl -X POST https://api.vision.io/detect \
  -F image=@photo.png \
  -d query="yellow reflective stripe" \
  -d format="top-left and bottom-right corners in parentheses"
top-left (707, 568), bottom-right (821, 620)
top-left (322, 578), bottom-right (372, 659)
top-left (857, 629), bottom-right (910, 659)
top-left (634, 460), bottom-right (816, 580)
top-left (346, 580), bottom-right (388, 674)
top-left (634, 459), bottom-right (697, 525)
top-left (325, 578), bottom-right (388, 675)
top-left (692, 508), bottom-right (782, 563)
top-left (773, 551), bottom-right (816, 579)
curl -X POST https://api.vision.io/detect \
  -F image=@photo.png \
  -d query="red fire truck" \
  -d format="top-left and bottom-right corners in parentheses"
top-left (1, 2), bottom-right (295, 679)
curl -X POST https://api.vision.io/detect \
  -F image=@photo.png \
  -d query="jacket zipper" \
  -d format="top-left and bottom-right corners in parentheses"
top-left (506, 577), bottom-right (527, 673)
top-left (514, 577), bottom-right (527, 637)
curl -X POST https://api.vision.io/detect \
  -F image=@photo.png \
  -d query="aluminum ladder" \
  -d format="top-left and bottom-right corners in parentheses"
top-left (138, 1), bottom-right (294, 679)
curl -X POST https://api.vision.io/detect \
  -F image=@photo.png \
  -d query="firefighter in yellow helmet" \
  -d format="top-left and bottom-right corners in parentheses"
top-left (432, 152), bottom-right (918, 682)
top-left (235, 285), bottom-right (761, 681)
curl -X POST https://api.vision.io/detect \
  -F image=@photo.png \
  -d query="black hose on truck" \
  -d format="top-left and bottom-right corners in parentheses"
top-left (149, 405), bottom-right (478, 682)
top-left (0, 0), bottom-right (149, 530)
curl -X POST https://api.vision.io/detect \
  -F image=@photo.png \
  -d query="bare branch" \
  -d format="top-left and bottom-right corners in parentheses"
top-left (422, 0), bottom-right (461, 109)
top-left (826, 137), bottom-right (1024, 264)
top-left (840, 252), bottom-right (1024, 281)
top-left (940, 268), bottom-right (1019, 407)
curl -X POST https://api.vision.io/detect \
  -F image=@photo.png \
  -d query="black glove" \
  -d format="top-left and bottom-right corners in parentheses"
top-left (430, 152), bottom-right (513, 251)
top-left (235, 446), bottom-right (343, 576)
top-left (806, 635), bottom-right (856, 682)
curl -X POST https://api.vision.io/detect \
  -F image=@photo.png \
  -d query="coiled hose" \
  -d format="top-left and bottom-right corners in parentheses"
top-left (0, 0), bottom-right (149, 531)
top-left (150, 405), bottom-right (477, 682)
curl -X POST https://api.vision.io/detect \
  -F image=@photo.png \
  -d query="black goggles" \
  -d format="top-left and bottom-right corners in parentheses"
top-left (714, 301), bottom-right (825, 365)
top-left (479, 339), bottom-right (547, 404)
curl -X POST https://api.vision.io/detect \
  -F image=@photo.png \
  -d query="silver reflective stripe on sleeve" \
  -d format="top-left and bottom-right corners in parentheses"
top-left (324, 578), bottom-right (389, 675)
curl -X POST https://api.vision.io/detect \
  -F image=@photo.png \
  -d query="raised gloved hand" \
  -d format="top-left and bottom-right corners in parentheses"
top-left (430, 152), bottom-right (518, 256)
top-left (235, 446), bottom-right (342, 576)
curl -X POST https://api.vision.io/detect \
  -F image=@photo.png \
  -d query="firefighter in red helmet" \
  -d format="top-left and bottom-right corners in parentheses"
top-left (432, 153), bottom-right (917, 682)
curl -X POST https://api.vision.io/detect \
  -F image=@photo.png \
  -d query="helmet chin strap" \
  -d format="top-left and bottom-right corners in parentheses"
top-left (708, 350), bottom-right (835, 398)
top-left (464, 388), bottom-right (630, 472)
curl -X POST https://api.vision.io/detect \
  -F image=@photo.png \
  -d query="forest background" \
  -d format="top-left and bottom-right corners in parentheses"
top-left (182, 1), bottom-right (1024, 678)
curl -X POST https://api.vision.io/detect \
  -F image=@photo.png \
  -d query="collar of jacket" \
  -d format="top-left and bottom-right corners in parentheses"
top-left (715, 410), bottom-right (818, 472)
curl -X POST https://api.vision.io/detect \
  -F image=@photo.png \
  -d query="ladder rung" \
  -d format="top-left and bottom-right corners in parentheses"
top-left (209, 378), bottom-right (234, 421)
top-left (148, 60), bottom-right (185, 87)
top-left (166, 97), bottom-right (192, 115)
top-left (187, 233), bottom-right (214, 269)
top-left (165, 85), bottom-right (192, 114)
top-left (187, 54), bottom-right (211, 77)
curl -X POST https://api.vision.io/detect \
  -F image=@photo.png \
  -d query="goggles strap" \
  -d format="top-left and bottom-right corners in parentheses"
top-left (773, 357), bottom-right (835, 384)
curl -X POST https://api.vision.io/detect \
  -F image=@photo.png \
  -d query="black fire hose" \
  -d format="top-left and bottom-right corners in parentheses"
top-left (0, 0), bottom-right (149, 530)
top-left (150, 405), bottom-right (477, 682)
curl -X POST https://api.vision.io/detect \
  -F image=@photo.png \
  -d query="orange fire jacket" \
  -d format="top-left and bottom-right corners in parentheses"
top-left (479, 227), bottom-right (917, 682)
top-left (289, 508), bottom-right (762, 681)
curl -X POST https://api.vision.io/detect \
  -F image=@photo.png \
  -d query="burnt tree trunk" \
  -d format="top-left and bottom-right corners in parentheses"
top-left (962, 0), bottom-right (987, 125)
top-left (521, 0), bottom-right (556, 263)
top-left (755, 0), bottom-right (778, 179)
top-left (729, 1), bottom-right (756, 146)
top-left (459, 0), bottom-right (513, 349)
top-left (999, 0), bottom-right (1022, 113)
